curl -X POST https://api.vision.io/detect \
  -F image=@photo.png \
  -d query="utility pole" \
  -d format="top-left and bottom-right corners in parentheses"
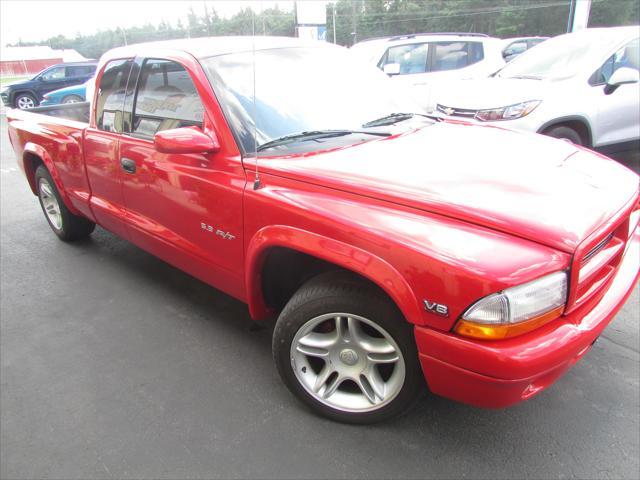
top-left (203, 0), bottom-right (211, 36)
top-left (351, 0), bottom-right (357, 45)
top-left (333, 3), bottom-right (337, 44)
top-left (567, 0), bottom-right (591, 32)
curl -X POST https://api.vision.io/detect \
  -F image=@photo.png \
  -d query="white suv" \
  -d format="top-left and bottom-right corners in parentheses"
top-left (351, 33), bottom-right (506, 111)
top-left (432, 26), bottom-right (640, 154)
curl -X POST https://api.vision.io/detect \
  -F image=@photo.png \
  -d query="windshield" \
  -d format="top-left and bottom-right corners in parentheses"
top-left (497, 32), bottom-right (623, 80)
top-left (201, 46), bottom-right (419, 155)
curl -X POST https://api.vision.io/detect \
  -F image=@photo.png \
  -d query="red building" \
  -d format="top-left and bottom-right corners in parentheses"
top-left (0, 46), bottom-right (87, 76)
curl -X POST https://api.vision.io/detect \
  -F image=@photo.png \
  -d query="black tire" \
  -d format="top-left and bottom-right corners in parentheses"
top-left (544, 125), bottom-right (584, 145)
top-left (34, 165), bottom-right (95, 241)
top-left (14, 92), bottom-right (37, 110)
top-left (62, 95), bottom-right (83, 104)
top-left (273, 271), bottom-right (424, 424)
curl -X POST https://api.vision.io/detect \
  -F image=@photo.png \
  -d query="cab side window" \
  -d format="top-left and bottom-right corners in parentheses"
top-left (40, 67), bottom-right (65, 81)
top-left (131, 59), bottom-right (204, 138)
top-left (66, 65), bottom-right (95, 78)
top-left (430, 41), bottom-right (484, 71)
top-left (380, 43), bottom-right (428, 75)
top-left (589, 38), bottom-right (640, 86)
top-left (96, 59), bottom-right (133, 133)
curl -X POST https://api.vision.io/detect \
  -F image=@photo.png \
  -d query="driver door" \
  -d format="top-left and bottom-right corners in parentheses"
top-left (118, 57), bottom-right (246, 299)
top-left (591, 38), bottom-right (640, 148)
top-left (37, 66), bottom-right (67, 98)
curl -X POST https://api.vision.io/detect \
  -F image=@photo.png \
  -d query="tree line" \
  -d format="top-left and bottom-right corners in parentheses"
top-left (10, 0), bottom-right (639, 60)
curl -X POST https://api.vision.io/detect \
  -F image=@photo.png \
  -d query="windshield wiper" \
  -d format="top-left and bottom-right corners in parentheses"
top-left (361, 112), bottom-right (440, 128)
top-left (257, 129), bottom-right (390, 152)
top-left (507, 75), bottom-right (543, 80)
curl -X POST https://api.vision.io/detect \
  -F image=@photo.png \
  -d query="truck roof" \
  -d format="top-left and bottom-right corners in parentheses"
top-left (103, 36), bottom-right (337, 61)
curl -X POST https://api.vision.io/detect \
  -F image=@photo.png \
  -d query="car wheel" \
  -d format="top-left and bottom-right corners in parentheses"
top-left (273, 271), bottom-right (424, 424)
top-left (544, 126), bottom-right (583, 145)
top-left (15, 93), bottom-right (37, 110)
top-left (35, 165), bottom-right (96, 241)
top-left (62, 95), bottom-right (83, 104)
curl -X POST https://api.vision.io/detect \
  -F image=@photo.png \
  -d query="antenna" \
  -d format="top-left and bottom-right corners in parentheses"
top-left (252, 5), bottom-right (262, 190)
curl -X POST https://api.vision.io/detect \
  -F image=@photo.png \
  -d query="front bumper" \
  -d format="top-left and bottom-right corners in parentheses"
top-left (415, 226), bottom-right (640, 408)
top-left (0, 92), bottom-right (10, 107)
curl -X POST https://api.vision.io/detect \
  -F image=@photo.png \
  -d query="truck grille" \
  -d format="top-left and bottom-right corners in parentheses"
top-left (567, 203), bottom-right (638, 313)
top-left (581, 232), bottom-right (615, 265)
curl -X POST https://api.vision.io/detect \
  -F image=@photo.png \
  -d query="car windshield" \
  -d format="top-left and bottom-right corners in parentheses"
top-left (497, 32), bottom-right (624, 80)
top-left (201, 46), bottom-right (420, 155)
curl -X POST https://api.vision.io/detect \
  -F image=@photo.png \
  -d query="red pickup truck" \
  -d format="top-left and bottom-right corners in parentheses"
top-left (7, 37), bottom-right (640, 424)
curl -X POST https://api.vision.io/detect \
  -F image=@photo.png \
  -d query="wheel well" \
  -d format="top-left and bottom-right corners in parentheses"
top-left (12, 90), bottom-right (37, 106)
top-left (540, 119), bottom-right (592, 147)
top-left (260, 247), bottom-right (385, 313)
top-left (23, 152), bottom-right (44, 194)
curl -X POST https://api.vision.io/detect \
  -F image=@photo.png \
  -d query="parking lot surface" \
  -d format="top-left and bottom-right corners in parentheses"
top-left (1, 116), bottom-right (638, 479)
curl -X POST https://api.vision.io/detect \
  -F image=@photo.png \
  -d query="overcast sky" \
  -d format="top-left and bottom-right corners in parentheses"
top-left (0, 1), bottom-right (298, 47)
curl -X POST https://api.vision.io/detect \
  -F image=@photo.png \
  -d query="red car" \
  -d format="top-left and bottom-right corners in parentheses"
top-left (7, 37), bottom-right (640, 424)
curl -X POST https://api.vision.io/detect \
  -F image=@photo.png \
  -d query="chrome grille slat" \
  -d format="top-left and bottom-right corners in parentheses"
top-left (582, 232), bottom-right (614, 265)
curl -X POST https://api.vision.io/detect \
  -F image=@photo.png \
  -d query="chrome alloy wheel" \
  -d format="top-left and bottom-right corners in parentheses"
top-left (39, 178), bottom-right (62, 230)
top-left (290, 313), bottom-right (406, 413)
top-left (17, 96), bottom-right (35, 109)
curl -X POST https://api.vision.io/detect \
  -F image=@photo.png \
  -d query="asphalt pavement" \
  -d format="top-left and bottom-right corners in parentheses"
top-left (1, 115), bottom-right (639, 479)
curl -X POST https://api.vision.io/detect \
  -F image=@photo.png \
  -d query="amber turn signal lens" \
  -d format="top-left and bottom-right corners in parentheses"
top-left (454, 306), bottom-right (564, 340)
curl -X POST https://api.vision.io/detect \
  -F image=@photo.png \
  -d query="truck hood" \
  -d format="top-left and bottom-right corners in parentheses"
top-left (435, 77), bottom-right (554, 109)
top-left (260, 122), bottom-right (639, 253)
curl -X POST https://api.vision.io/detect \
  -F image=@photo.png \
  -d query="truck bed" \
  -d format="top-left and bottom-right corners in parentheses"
top-left (26, 102), bottom-right (91, 124)
top-left (7, 102), bottom-right (93, 221)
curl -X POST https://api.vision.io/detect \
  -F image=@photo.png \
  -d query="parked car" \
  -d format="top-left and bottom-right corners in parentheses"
top-left (39, 77), bottom-right (92, 106)
top-left (0, 61), bottom-right (97, 109)
top-left (501, 36), bottom-right (548, 62)
top-left (433, 26), bottom-right (639, 154)
top-left (7, 37), bottom-right (639, 424)
top-left (350, 33), bottom-right (507, 111)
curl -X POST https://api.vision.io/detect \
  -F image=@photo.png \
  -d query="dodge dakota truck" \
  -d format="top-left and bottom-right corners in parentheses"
top-left (7, 37), bottom-right (640, 424)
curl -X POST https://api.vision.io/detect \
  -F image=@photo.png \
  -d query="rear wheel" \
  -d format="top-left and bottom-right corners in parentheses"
top-left (62, 95), bottom-right (83, 104)
top-left (273, 271), bottom-right (424, 424)
top-left (14, 93), bottom-right (37, 110)
top-left (35, 165), bottom-right (95, 241)
top-left (544, 125), bottom-right (583, 145)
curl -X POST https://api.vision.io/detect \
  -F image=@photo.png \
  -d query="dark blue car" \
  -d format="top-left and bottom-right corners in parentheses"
top-left (0, 61), bottom-right (97, 109)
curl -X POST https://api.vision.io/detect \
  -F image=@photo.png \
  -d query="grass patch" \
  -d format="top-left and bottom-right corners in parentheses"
top-left (0, 76), bottom-right (29, 87)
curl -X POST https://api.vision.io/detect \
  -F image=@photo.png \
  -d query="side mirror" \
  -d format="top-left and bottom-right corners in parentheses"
top-left (604, 67), bottom-right (639, 95)
top-left (383, 63), bottom-right (401, 76)
top-left (154, 127), bottom-right (220, 155)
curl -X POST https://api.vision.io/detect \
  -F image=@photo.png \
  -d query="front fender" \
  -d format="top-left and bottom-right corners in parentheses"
top-left (245, 225), bottom-right (423, 325)
top-left (10, 88), bottom-right (38, 105)
top-left (23, 142), bottom-right (80, 215)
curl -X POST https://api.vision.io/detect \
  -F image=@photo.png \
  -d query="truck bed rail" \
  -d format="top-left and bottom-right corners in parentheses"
top-left (27, 102), bottom-right (90, 123)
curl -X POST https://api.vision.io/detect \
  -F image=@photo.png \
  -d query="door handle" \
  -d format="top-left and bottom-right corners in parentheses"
top-left (120, 157), bottom-right (136, 174)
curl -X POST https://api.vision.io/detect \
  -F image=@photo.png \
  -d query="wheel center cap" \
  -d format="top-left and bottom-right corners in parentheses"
top-left (339, 348), bottom-right (359, 366)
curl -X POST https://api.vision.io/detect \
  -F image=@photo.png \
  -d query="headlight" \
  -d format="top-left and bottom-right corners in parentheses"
top-left (454, 271), bottom-right (567, 340)
top-left (475, 100), bottom-right (541, 122)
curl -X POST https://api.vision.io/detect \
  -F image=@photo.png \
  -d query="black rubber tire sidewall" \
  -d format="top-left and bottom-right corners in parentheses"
top-left (544, 126), bottom-right (583, 145)
top-left (14, 93), bottom-right (37, 109)
top-left (34, 165), bottom-right (95, 241)
top-left (273, 271), bottom-right (424, 424)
